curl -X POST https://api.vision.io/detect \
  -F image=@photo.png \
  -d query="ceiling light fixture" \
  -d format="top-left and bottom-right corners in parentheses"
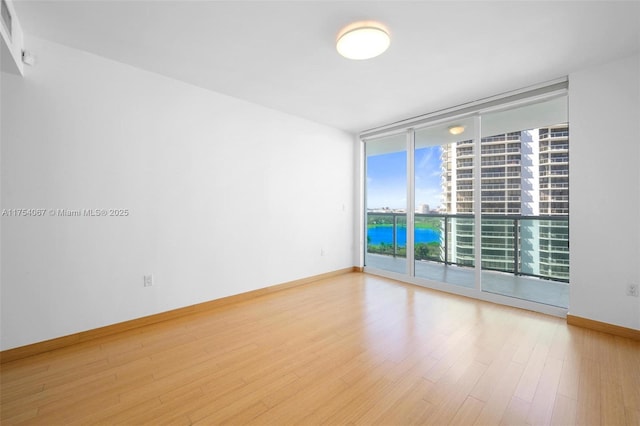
top-left (448, 125), bottom-right (465, 135)
top-left (336, 21), bottom-right (390, 60)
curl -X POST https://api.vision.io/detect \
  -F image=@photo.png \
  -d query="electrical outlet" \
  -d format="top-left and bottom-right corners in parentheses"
top-left (144, 275), bottom-right (153, 287)
top-left (627, 284), bottom-right (639, 297)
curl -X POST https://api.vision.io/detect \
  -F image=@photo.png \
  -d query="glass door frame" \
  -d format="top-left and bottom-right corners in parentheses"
top-left (361, 80), bottom-right (569, 317)
top-left (363, 132), bottom-right (410, 276)
top-left (363, 116), bottom-right (481, 288)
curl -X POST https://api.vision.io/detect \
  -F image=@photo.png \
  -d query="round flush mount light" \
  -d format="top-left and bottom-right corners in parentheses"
top-left (448, 125), bottom-right (466, 135)
top-left (336, 21), bottom-right (390, 60)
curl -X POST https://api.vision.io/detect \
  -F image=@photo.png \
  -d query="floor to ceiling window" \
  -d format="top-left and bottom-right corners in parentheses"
top-left (480, 96), bottom-right (569, 306)
top-left (412, 118), bottom-right (476, 289)
top-left (365, 133), bottom-right (408, 275)
top-left (362, 81), bottom-right (569, 311)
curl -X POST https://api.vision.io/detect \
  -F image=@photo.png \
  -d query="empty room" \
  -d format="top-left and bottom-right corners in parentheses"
top-left (1, 1), bottom-right (639, 425)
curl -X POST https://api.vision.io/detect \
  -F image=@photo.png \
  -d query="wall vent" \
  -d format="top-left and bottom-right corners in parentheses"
top-left (1, 0), bottom-right (11, 39)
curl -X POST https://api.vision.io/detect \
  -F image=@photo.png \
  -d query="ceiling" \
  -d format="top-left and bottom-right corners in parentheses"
top-left (13, 0), bottom-right (640, 134)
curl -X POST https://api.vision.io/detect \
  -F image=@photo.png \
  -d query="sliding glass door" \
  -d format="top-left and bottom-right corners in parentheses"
top-left (363, 86), bottom-right (569, 309)
top-left (413, 118), bottom-right (476, 288)
top-left (365, 133), bottom-right (408, 275)
top-left (480, 96), bottom-right (569, 307)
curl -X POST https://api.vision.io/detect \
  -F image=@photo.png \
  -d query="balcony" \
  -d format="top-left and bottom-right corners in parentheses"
top-left (481, 148), bottom-right (506, 155)
top-left (365, 212), bottom-right (570, 308)
top-left (482, 135), bottom-right (507, 143)
top-left (481, 159), bottom-right (521, 167)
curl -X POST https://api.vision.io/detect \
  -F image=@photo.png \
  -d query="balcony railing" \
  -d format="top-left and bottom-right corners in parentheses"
top-left (366, 212), bottom-right (569, 282)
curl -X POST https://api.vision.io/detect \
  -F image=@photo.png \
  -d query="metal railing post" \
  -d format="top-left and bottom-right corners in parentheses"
top-left (393, 214), bottom-right (397, 258)
top-left (444, 216), bottom-right (449, 265)
top-left (513, 218), bottom-right (519, 275)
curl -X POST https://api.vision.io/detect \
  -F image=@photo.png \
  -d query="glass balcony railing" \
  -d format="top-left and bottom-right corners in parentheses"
top-left (366, 212), bottom-right (569, 282)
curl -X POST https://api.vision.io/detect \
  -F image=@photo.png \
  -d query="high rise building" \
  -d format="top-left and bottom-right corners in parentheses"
top-left (441, 125), bottom-right (569, 281)
top-left (417, 204), bottom-right (430, 214)
top-left (537, 125), bottom-right (570, 280)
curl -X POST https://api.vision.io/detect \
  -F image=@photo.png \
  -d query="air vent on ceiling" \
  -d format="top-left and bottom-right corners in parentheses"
top-left (1, 0), bottom-right (11, 39)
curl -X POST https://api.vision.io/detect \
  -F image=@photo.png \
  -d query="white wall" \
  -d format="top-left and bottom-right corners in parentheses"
top-left (569, 53), bottom-right (640, 330)
top-left (0, 37), bottom-right (355, 350)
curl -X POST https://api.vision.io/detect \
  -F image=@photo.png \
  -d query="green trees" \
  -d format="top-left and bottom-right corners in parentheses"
top-left (367, 242), bottom-right (440, 260)
top-left (414, 242), bottom-right (441, 261)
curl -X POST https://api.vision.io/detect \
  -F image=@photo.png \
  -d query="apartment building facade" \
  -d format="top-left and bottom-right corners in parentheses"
top-left (442, 125), bottom-right (569, 281)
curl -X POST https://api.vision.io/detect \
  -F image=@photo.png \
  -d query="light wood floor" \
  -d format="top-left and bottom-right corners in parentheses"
top-left (1, 272), bottom-right (639, 425)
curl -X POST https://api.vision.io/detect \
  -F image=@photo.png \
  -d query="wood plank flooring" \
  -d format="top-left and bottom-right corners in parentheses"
top-left (1, 272), bottom-right (639, 425)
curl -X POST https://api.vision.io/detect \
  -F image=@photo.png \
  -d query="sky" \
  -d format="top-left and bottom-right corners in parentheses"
top-left (367, 146), bottom-right (442, 210)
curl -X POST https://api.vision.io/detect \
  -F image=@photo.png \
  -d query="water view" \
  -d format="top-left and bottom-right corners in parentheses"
top-left (367, 226), bottom-right (439, 246)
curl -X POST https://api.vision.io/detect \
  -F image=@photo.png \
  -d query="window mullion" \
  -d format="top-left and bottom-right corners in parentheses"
top-left (407, 129), bottom-right (415, 277)
top-left (473, 115), bottom-right (482, 291)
